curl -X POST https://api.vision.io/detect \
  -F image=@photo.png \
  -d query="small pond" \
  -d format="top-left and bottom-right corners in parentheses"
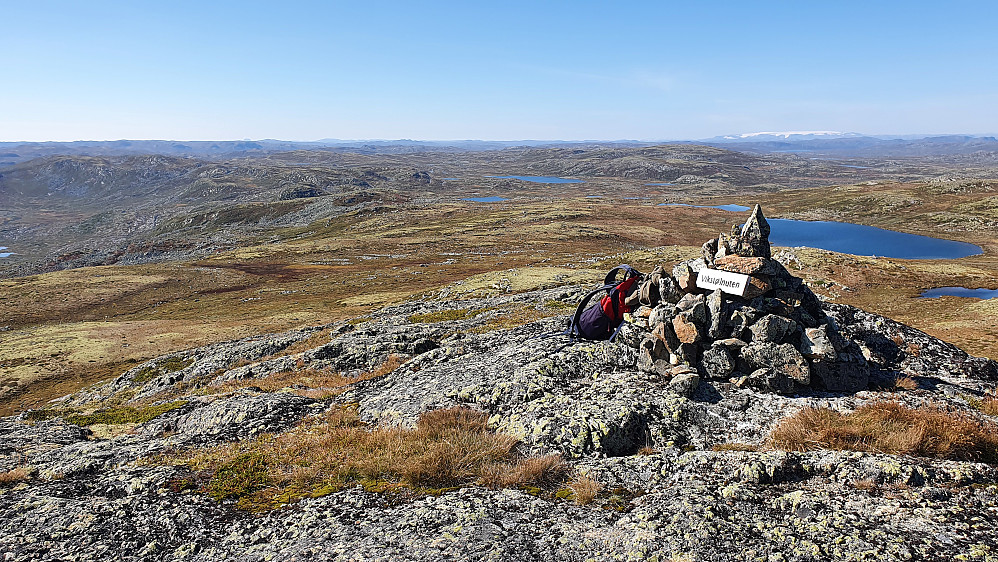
top-left (486, 175), bottom-right (584, 184)
top-left (659, 203), bottom-right (750, 212)
top-left (920, 287), bottom-right (998, 299)
top-left (0, 246), bottom-right (11, 258)
top-left (462, 196), bottom-right (507, 203)
top-left (767, 219), bottom-right (982, 259)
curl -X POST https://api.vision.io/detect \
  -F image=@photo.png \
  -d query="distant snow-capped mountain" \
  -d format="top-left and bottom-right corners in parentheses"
top-left (705, 131), bottom-right (868, 142)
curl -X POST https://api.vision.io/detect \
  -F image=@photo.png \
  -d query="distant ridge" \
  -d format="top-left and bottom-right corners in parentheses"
top-left (3, 133), bottom-right (998, 166)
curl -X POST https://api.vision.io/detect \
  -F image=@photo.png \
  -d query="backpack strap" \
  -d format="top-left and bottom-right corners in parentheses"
top-left (603, 264), bottom-right (641, 286)
top-left (567, 285), bottom-right (614, 340)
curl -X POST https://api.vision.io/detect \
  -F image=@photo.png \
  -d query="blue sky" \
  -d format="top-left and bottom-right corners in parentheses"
top-left (2, 0), bottom-right (996, 141)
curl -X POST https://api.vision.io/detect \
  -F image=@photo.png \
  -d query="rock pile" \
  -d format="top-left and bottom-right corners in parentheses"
top-left (624, 205), bottom-right (870, 395)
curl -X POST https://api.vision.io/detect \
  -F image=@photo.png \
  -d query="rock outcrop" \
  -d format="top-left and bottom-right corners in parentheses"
top-left (3, 222), bottom-right (998, 560)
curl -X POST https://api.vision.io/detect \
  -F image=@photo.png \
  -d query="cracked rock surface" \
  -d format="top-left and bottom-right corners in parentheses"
top-left (3, 281), bottom-right (998, 561)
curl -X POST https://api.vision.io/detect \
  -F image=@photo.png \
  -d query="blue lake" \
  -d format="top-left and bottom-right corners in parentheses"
top-left (0, 246), bottom-right (10, 258)
top-left (486, 175), bottom-right (584, 184)
top-left (767, 219), bottom-right (982, 259)
top-left (659, 203), bottom-right (751, 212)
top-left (920, 287), bottom-right (998, 299)
top-left (462, 196), bottom-right (507, 203)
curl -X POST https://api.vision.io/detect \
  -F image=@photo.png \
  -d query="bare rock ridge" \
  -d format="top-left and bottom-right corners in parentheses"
top-left (3, 212), bottom-right (998, 560)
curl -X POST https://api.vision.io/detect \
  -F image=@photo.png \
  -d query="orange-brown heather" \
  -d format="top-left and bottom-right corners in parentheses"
top-left (176, 406), bottom-right (568, 511)
top-left (769, 401), bottom-right (998, 464)
top-left (0, 467), bottom-right (33, 485)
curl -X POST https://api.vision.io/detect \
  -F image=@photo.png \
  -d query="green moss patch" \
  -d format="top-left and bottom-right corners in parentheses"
top-left (65, 400), bottom-right (188, 426)
top-left (133, 357), bottom-right (195, 383)
top-left (205, 453), bottom-right (270, 503)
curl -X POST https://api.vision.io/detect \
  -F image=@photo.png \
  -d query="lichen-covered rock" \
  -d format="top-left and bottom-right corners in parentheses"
top-left (144, 392), bottom-right (323, 441)
top-left (739, 343), bottom-right (811, 386)
top-left (700, 345), bottom-right (735, 380)
top-left (668, 371), bottom-right (700, 398)
top-left (740, 367), bottom-right (798, 395)
top-left (749, 313), bottom-right (794, 343)
top-left (738, 203), bottom-right (772, 259)
top-left (801, 324), bottom-right (837, 361)
top-left (5, 271), bottom-right (998, 561)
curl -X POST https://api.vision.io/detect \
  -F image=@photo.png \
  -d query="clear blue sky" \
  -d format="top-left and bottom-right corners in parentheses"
top-left (2, 0), bottom-right (996, 141)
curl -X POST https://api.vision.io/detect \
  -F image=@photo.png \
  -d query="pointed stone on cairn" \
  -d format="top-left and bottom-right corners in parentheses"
top-left (739, 204), bottom-right (771, 259)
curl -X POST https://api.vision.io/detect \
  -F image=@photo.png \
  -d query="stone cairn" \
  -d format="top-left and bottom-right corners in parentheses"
top-left (620, 204), bottom-right (870, 395)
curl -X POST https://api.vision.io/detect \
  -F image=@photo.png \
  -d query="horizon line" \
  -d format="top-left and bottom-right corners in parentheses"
top-left (3, 132), bottom-right (998, 145)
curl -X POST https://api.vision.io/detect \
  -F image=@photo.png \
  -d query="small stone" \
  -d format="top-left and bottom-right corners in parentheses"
top-left (675, 264), bottom-right (698, 292)
top-left (672, 313), bottom-right (702, 344)
top-left (713, 256), bottom-right (779, 276)
top-left (740, 342), bottom-right (810, 385)
top-left (676, 294), bottom-right (707, 325)
top-left (707, 289), bottom-right (725, 339)
top-left (714, 234), bottom-right (732, 261)
top-left (649, 303), bottom-right (678, 327)
top-left (742, 275), bottom-right (772, 298)
top-left (702, 238), bottom-right (719, 266)
top-left (652, 321), bottom-right (680, 353)
top-left (800, 325), bottom-right (836, 360)
top-left (739, 204), bottom-right (772, 259)
top-left (668, 372), bottom-right (701, 398)
top-left (676, 292), bottom-right (701, 312)
top-left (675, 342), bottom-right (699, 366)
top-left (749, 314), bottom-right (794, 343)
top-left (744, 367), bottom-right (797, 395)
top-left (641, 334), bottom-right (668, 360)
top-left (715, 338), bottom-right (749, 351)
top-left (727, 307), bottom-right (758, 339)
top-left (616, 321), bottom-right (647, 349)
top-left (810, 342), bottom-right (870, 392)
top-left (701, 346), bottom-right (735, 379)
top-left (658, 276), bottom-right (683, 304)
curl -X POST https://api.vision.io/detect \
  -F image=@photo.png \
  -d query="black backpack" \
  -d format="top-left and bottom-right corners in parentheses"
top-left (567, 265), bottom-right (643, 341)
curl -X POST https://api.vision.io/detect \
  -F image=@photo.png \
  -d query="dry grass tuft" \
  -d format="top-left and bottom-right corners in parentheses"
top-left (852, 478), bottom-right (877, 491)
top-left (176, 406), bottom-right (568, 510)
top-left (637, 446), bottom-right (657, 455)
top-left (893, 375), bottom-right (919, 391)
top-left (979, 391), bottom-right (998, 417)
top-left (568, 475), bottom-right (601, 505)
top-left (0, 467), bottom-right (33, 485)
top-left (769, 401), bottom-right (998, 463)
top-left (480, 454), bottom-right (568, 489)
